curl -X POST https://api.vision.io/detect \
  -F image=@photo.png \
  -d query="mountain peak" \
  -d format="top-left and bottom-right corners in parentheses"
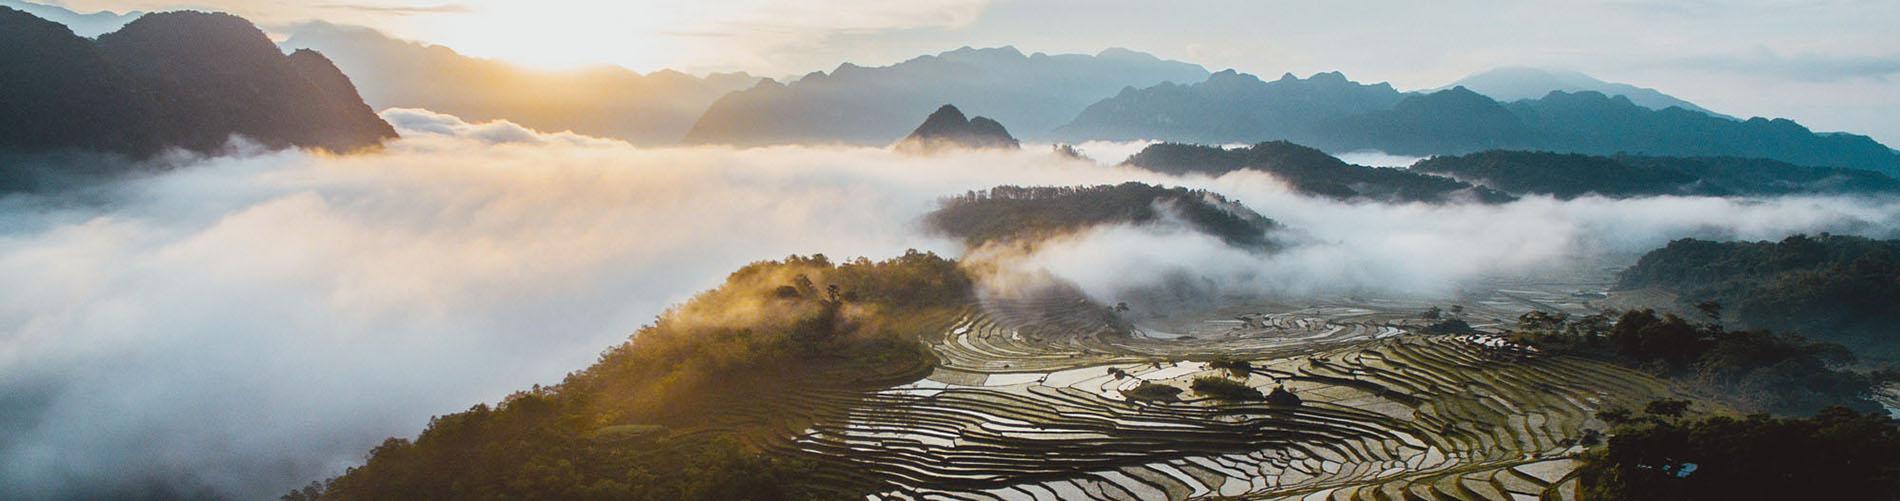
top-left (897, 104), bottom-right (1019, 152)
top-left (923, 104), bottom-right (970, 126)
top-left (1310, 70), bottom-right (1349, 82)
top-left (941, 45), bottom-right (1025, 61)
top-left (1095, 47), bottom-right (1158, 61)
top-left (1444, 66), bottom-right (1725, 117)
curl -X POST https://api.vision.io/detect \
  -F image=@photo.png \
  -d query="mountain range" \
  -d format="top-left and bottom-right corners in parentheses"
top-left (0, 0), bottom-right (136, 37)
top-left (5, 1), bottom-right (1897, 179)
top-left (282, 23), bottom-right (758, 145)
top-left (926, 183), bottom-right (1276, 249)
top-left (1122, 141), bottom-right (1900, 202)
top-left (1438, 67), bottom-right (1726, 118)
top-left (685, 46), bottom-right (1211, 146)
top-left (0, 8), bottom-right (394, 162)
top-left (1064, 70), bottom-right (1900, 174)
top-left (1123, 141), bottom-right (1513, 204)
top-left (1413, 150), bottom-right (1900, 198)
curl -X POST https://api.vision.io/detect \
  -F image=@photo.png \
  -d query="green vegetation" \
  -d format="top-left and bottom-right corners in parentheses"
top-left (1190, 376), bottom-right (1264, 401)
top-left (1122, 141), bottom-right (1514, 203)
top-left (1412, 150), bottom-right (1900, 198)
top-left (1206, 357), bottom-right (1253, 377)
top-left (1264, 386), bottom-right (1303, 406)
top-left (925, 182), bottom-right (1276, 248)
top-left (1512, 308), bottom-right (1879, 415)
top-left (310, 251), bottom-right (971, 500)
top-left (1123, 381), bottom-right (1184, 402)
top-left (1419, 318), bottom-right (1476, 335)
top-left (1618, 234), bottom-right (1900, 361)
top-left (1579, 404), bottom-right (1900, 500)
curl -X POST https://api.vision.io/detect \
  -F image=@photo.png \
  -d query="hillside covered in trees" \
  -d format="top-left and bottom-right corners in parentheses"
top-left (1579, 405), bottom-right (1900, 500)
top-left (1059, 69), bottom-right (1899, 174)
top-left (0, 8), bottom-right (394, 158)
top-left (1412, 151), bottom-right (1900, 198)
top-left (310, 252), bottom-right (972, 499)
top-left (1616, 235), bottom-right (1900, 362)
top-left (1122, 141), bottom-right (1513, 203)
top-left (1510, 308), bottom-right (1880, 416)
top-left (924, 182), bottom-right (1277, 249)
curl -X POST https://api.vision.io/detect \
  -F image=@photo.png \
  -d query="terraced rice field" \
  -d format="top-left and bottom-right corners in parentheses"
top-left (776, 273), bottom-right (1683, 500)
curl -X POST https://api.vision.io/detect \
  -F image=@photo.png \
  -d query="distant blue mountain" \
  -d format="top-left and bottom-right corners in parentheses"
top-left (1439, 67), bottom-right (1729, 118)
top-left (685, 46), bottom-right (1210, 146)
top-left (1056, 70), bottom-right (1405, 145)
top-left (0, 0), bottom-right (137, 36)
top-left (1058, 70), bottom-right (1900, 174)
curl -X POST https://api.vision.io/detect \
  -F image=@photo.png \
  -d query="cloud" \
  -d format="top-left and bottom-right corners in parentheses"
top-left (1000, 181), bottom-right (1900, 303)
top-left (0, 116), bottom-right (1143, 500)
top-left (377, 107), bottom-right (613, 145)
top-left (2, 113), bottom-right (1898, 499)
top-left (315, 2), bottom-right (470, 15)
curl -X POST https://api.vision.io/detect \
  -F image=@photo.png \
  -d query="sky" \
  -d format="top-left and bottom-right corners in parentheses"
top-left (37, 0), bottom-right (1900, 144)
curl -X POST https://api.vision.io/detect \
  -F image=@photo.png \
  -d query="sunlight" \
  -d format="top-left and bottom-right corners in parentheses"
top-left (391, 1), bottom-right (687, 71)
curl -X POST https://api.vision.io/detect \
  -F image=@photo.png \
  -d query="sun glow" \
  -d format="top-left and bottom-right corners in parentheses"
top-left (384, 2), bottom-right (693, 71)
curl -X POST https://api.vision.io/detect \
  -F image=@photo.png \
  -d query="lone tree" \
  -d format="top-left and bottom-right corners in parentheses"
top-left (1191, 376), bottom-right (1264, 401)
top-left (1694, 301), bottom-right (1723, 324)
top-left (1265, 385), bottom-right (1303, 406)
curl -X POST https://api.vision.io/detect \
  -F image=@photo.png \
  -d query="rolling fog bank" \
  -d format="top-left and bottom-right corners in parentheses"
top-left (3, 110), bottom-right (1897, 498)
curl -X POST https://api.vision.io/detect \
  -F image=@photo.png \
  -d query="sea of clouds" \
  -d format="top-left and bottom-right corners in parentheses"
top-left (3, 109), bottom-right (1897, 499)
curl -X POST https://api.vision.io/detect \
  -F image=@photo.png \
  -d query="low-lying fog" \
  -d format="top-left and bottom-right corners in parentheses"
top-left (4, 109), bottom-right (1897, 499)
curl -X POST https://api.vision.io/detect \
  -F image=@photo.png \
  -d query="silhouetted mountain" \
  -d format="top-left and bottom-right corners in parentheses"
top-left (1503, 91), bottom-right (1898, 173)
top-left (0, 9), bottom-right (394, 160)
top-left (1316, 86), bottom-right (1532, 154)
top-left (685, 46), bottom-right (1208, 146)
top-left (1059, 70), bottom-right (1900, 174)
top-left (926, 182), bottom-right (1277, 249)
top-left (0, 0), bottom-right (137, 37)
top-left (282, 23), bottom-right (757, 145)
top-left (895, 105), bottom-right (1019, 152)
top-left (1413, 150), bottom-right (1900, 199)
top-left (1440, 67), bottom-right (1726, 117)
top-left (1056, 70), bottom-right (1404, 144)
top-left (1123, 142), bottom-right (1513, 204)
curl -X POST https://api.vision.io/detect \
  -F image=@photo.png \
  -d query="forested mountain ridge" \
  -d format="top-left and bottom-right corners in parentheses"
top-left (1059, 69), bottom-right (1900, 174)
top-left (1413, 150), bottom-right (1900, 198)
top-left (0, 8), bottom-right (395, 158)
top-left (314, 253), bottom-right (971, 499)
top-left (1122, 141), bottom-right (1514, 204)
top-left (1055, 70), bottom-right (1405, 144)
top-left (926, 182), bottom-right (1277, 249)
top-left (685, 46), bottom-right (1209, 146)
top-left (1616, 234), bottom-right (1900, 362)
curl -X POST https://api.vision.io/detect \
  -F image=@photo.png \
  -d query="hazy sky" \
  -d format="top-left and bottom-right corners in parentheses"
top-left (42, 0), bottom-right (1900, 144)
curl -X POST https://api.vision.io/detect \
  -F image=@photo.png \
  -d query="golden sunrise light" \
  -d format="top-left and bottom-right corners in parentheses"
top-left (5, 0), bottom-right (1900, 499)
